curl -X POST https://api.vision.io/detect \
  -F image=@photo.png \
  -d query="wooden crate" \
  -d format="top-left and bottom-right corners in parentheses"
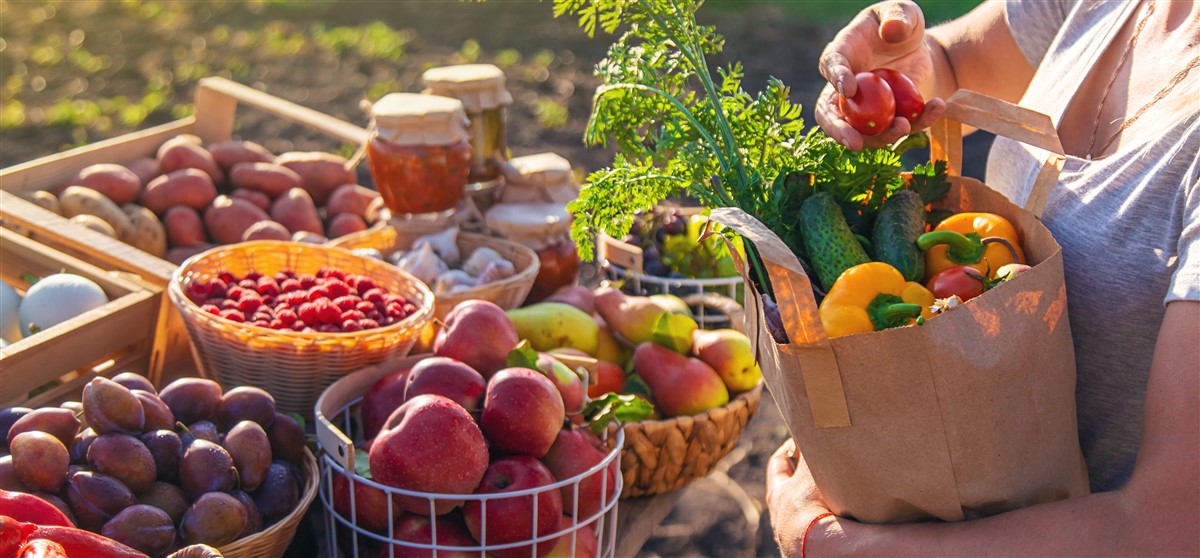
top-left (0, 76), bottom-right (368, 286)
top-left (0, 227), bottom-right (164, 407)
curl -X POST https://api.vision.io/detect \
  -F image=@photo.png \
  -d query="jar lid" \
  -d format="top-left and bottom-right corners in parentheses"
top-left (422, 64), bottom-right (514, 112)
top-left (502, 152), bottom-right (575, 189)
top-left (486, 202), bottom-right (572, 237)
top-left (371, 93), bottom-right (470, 146)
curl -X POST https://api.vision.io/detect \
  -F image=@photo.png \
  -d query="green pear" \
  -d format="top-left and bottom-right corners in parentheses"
top-left (649, 294), bottom-right (691, 315)
top-left (691, 329), bottom-right (761, 393)
top-left (632, 342), bottom-right (728, 417)
top-left (506, 303), bottom-right (599, 354)
top-left (594, 287), bottom-right (668, 345)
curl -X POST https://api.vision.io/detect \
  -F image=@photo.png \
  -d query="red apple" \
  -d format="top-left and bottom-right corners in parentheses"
top-left (481, 368), bottom-right (566, 458)
top-left (587, 361), bottom-right (626, 399)
top-left (361, 366), bottom-right (412, 439)
top-left (463, 456), bottom-right (562, 558)
top-left (385, 512), bottom-right (479, 558)
top-left (332, 445), bottom-right (398, 534)
top-left (546, 516), bottom-right (597, 558)
top-left (404, 357), bottom-right (487, 412)
top-left (434, 300), bottom-right (520, 378)
top-left (537, 354), bottom-right (585, 425)
top-left (540, 427), bottom-right (618, 521)
top-left (370, 395), bottom-right (489, 515)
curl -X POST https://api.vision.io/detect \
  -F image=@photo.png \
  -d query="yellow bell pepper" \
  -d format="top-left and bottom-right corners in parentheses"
top-left (918, 212), bottom-right (1025, 282)
top-left (819, 262), bottom-right (936, 338)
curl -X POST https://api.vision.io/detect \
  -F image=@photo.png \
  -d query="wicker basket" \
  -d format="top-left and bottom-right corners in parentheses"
top-left (330, 225), bottom-right (539, 318)
top-left (220, 449), bottom-right (319, 558)
top-left (618, 383), bottom-right (762, 498)
top-left (167, 241), bottom-right (434, 416)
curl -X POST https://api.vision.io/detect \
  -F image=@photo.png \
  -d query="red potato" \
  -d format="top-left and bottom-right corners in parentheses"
top-left (291, 231), bottom-right (327, 245)
top-left (65, 164), bottom-right (141, 204)
top-left (270, 188), bottom-right (323, 235)
top-left (204, 196), bottom-right (271, 245)
top-left (273, 152), bottom-right (356, 205)
top-left (230, 189), bottom-right (271, 212)
top-left (163, 206), bottom-right (208, 247)
top-left (141, 169), bottom-right (218, 215)
top-left (241, 220), bottom-right (290, 242)
top-left (125, 157), bottom-right (161, 188)
top-left (325, 184), bottom-right (379, 219)
top-left (229, 163), bottom-right (302, 198)
top-left (157, 137), bottom-right (224, 184)
top-left (166, 243), bottom-right (213, 265)
top-left (327, 213), bottom-right (367, 238)
top-left (207, 140), bottom-right (274, 172)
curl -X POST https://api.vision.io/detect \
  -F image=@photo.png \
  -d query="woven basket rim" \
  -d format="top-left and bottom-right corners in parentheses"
top-left (621, 381), bottom-right (762, 431)
top-left (219, 448), bottom-right (319, 555)
top-left (167, 241), bottom-right (436, 340)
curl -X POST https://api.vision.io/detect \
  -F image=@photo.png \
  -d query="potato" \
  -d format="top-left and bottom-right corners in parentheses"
top-left (166, 243), bottom-right (213, 265)
top-left (69, 214), bottom-right (117, 238)
top-left (207, 140), bottom-right (274, 172)
top-left (365, 196), bottom-right (389, 224)
top-left (325, 184), bottom-right (379, 219)
top-left (204, 195), bottom-right (271, 245)
top-left (121, 204), bottom-right (168, 257)
top-left (157, 136), bottom-right (224, 184)
top-left (163, 206), bottom-right (207, 247)
top-left (270, 188), bottom-right (323, 235)
top-left (273, 152), bottom-right (356, 205)
top-left (125, 157), bottom-right (161, 187)
top-left (241, 220), bottom-right (291, 242)
top-left (58, 164), bottom-right (142, 205)
top-left (59, 186), bottom-right (134, 238)
top-left (327, 213), bottom-right (367, 238)
top-left (25, 191), bottom-right (62, 215)
top-left (229, 162), bottom-right (302, 198)
top-left (141, 169), bottom-right (218, 215)
top-left (291, 231), bottom-right (328, 245)
top-left (230, 189), bottom-right (271, 212)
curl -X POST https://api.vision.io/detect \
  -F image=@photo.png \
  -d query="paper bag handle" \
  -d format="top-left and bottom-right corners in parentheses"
top-left (930, 90), bottom-right (1066, 219)
top-left (709, 207), bottom-right (853, 428)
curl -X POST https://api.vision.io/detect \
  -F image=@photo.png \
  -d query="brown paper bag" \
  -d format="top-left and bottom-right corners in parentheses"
top-left (710, 91), bottom-right (1090, 523)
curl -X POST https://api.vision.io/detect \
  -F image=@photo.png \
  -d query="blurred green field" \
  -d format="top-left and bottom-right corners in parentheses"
top-left (708, 0), bottom-right (983, 25)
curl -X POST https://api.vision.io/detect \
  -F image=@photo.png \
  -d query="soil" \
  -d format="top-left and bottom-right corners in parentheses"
top-left (3, 2), bottom-right (991, 556)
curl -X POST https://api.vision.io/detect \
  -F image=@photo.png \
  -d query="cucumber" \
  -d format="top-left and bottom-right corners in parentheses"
top-left (872, 190), bottom-right (926, 281)
top-left (800, 192), bottom-right (871, 291)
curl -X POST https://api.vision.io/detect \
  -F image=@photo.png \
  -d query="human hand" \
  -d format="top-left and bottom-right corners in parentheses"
top-left (766, 439), bottom-right (836, 556)
top-left (815, 0), bottom-right (946, 150)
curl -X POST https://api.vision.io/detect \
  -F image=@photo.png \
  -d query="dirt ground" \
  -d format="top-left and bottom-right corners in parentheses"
top-left (2, 2), bottom-right (990, 555)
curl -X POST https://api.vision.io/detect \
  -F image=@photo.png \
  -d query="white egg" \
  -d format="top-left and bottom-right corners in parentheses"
top-left (18, 273), bottom-right (109, 337)
top-left (0, 281), bottom-right (21, 342)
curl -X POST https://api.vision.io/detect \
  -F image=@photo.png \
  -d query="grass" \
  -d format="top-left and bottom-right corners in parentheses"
top-left (707, 0), bottom-right (983, 26)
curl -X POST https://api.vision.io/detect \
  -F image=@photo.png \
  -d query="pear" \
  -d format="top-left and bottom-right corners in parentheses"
top-left (692, 329), bottom-right (762, 393)
top-left (632, 342), bottom-right (729, 417)
top-left (594, 288), bottom-right (668, 345)
top-left (506, 303), bottom-right (599, 354)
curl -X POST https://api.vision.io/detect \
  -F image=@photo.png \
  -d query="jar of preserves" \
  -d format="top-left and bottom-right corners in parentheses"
top-left (485, 203), bottom-right (579, 302)
top-left (422, 64), bottom-right (513, 189)
top-left (366, 93), bottom-right (472, 217)
top-left (500, 152), bottom-right (580, 205)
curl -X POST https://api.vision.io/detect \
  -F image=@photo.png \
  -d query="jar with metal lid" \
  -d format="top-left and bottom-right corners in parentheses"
top-left (500, 152), bottom-right (580, 204)
top-left (366, 93), bottom-right (472, 217)
top-left (422, 64), bottom-right (513, 189)
top-left (486, 202), bottom-right (579, 302)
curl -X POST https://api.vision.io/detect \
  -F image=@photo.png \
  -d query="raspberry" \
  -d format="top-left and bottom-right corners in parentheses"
top-left (276, 309), bottom-right (298, 325)
top-left (238, 296), bottom-right (263, 314)
top-left (206, 281), bottom-right (228, 300)
top-left (244, 271), bottom-right (263, 282)
top-left (220, 309), bottom-right (246, 323)
top-left (238, 279), bottom-right (258, 290)
top-left (341, 320), bottom-right (362, 332)
top-left (269, 319), bottom-right (285, 330)
top-left (293, 320), bottom-right (307, 330)
top-left (299, 276), bottom-right (317, 289)
top-left (280, 279), bottom-right (303, 293)
top-left (340, 310), bottom-right (366, 323)
top-left (253, 320), bottom-right (271, 328)
top-left (200, 304), bottom-right (221, 316)
top-left (354, 278), bottom-right (379, 296)
top-left (220, 299), bottom-right (239, 310)
top-left (366, 310), bottom-right (383, 322)
top-left (362, 288), bottom-right (385, 306)
top-left (307, 286), bottom-right (331, 303)
top-left (256, 278), bottom-right (281, 298)
top-left (358, 319), bottom-right (380, 330)
top-left (217, 271), bottom-right (236, 286)
top-left (318, 267), bottom-right (346, 282)
top-left (325, 280), bottom-right (351, 299)
top-left (318, 324), bottom-right (340, 333)
top-left (317, 299), bottom-right (342, 324)
top-left (185, 282), bottom-right (212, 304)
top-left (274, 272), bottom-right (291, 284)
top-left (403, 303), bottom-right (417, 313)
top-left (332, 296), bottom-right (359, 312)
top-left (385, 302), bottom-right (405, 318)
top-left (383, 294), bottom-right (405, 306)
top-left (203, 297), bottom-right (226, 308)
top-left (355, 301), bottom-right (376, 314)
top-left (297, 302), bottom-right (320, 325)
top-left (227, 286), bottom-right (246, 300)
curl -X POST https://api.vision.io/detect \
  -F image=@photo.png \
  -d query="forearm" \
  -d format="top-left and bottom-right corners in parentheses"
top-left (926, 0), bottom-right (1033, 104)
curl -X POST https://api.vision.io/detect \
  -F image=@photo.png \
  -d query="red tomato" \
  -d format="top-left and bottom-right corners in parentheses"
top-left (927, 266), bottom-right (986, 301)
top-left (837, 72), bottom-right (895, 136)
top-left (872, 68), bottom-right (925, 122)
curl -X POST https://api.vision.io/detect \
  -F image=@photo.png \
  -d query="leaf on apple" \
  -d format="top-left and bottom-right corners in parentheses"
top-left (584, 393), bottom-right (655, 435)
top-left (651, 311), bottom-right (698, 354)
top-left (506, 340), bottom-right (540, 371)
top-left (353, 449), bottom-right (372, 479)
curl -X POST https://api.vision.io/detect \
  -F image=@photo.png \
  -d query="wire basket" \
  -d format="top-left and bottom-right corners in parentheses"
top-left (219, 449), bottom-right (320, 558)
top-left (329, 225), bottom-right (539, 319)
top-left (167, 241), bottom-right (435, 416)
top-left (314, 357), bottom-right (623, 558)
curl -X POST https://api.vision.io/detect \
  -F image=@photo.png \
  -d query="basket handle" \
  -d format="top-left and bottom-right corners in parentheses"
top-left (681, 292), bottom-right (746, 335)
top-left (313, 357), bottom-right (417, 471)
top-left (193, 77), bottom-right (369, 146)
top-left (930, 90), bottom-right (1066, 219)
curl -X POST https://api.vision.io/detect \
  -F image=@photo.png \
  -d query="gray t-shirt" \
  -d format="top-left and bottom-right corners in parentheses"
top-left (989, 0), bottom-right (1200, 492)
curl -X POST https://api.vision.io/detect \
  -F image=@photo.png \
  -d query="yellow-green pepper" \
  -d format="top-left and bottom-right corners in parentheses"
top-left (819, 262), bottom-right (936, 338)
top-left (918, 212), bottom-right (1025, 281)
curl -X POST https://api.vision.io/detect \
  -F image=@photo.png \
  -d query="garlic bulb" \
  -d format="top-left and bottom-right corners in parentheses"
top-left (476, 259), bottom-right (516, 285)
top-left (413, 227), bottom-right (461, 268)
top-left (434, 269), bottom-right (477, 295)
top-left (463, 247), bottom-right (506, 277)
top-left (394, 243), bottom-right (448, 285)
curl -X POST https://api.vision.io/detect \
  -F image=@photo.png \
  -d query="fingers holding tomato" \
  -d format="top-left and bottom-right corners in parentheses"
top-left (823, 67), bottom-right (944, 150)
top-left (838, 72), bottom-right (897, 136)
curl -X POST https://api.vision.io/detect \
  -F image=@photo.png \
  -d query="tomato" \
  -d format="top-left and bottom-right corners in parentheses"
top-left (871, 68), bottom-right (925, 123)
top-left (837, 72), bottom-right (895, 136)
top-left (926, 266), bottom-right (986, 301)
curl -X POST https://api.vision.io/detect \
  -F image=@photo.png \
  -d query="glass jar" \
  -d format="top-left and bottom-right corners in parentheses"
top-left (485, 202), bottom-right (579, 302)
top-left (500, 152), bottom-right (580, 205)
top-left (422, 64), bottom-right (513, 188)
top-left (366, 93), bottom-right (472, 217)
